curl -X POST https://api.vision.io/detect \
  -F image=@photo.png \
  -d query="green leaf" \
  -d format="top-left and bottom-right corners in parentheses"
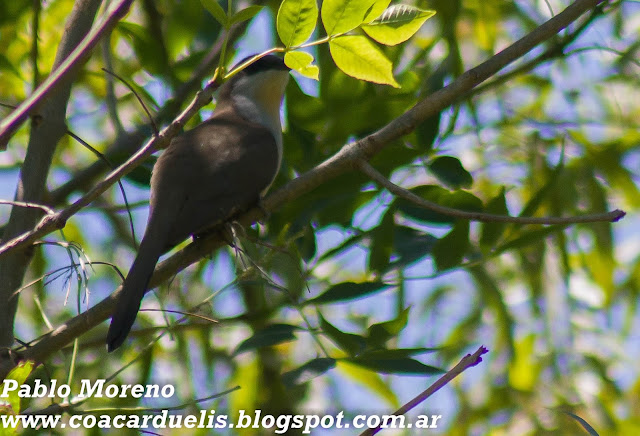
top-left (562, 412), bottom-right (600, 436)
top-left (368, 208), bottom-right (394, 274)
top-left (282, 358), bottom-right (336, 387)
top-left (200, 0), bottom-right (228, 27)
top-left (285, 51), bottom-right (320, 80)
top-left (318, 311), bottom-right (367, 355)
top-left (362, 5), bottom-right (436, 46)
top-left (390, 226), bottom-right (438, 269)
top-left (4, 361), bottom-right (34, 414)
top-left (233, 324), bottom-right (300, 355)
top-left (345, 357), bottom-right (444, 375)
top-left (428, 156), bottom-right (473, 189)
top-left (321, 0), bottom-right (377, 35)
top-left (480, 187), bottom-right (509, 248)
top-left (367, 307), bottom-right (410, 347)
top-left (304, 281), bottom-right (389, 305)
top-left (432, 220), bottom-right (470, 270)
top-left (329, 35), bottom-right (399, 87)
top-left (277, 0), bottom-right (318, 47)
top-left (229, 5), bottom-right (264, 25)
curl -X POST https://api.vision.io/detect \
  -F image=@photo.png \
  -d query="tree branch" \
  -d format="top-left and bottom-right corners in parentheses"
top-left (0, 0), bottom-right (609, 378)
top-left (360, 346), bottom-right (489, 436)
top-left (357, 160), bottom-right (625, 224)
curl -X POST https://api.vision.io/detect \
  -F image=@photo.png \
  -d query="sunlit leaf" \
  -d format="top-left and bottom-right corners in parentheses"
top-left (285, 51), bottom-right (320, 80)
top-left (322, 0), bottom-right (377, 35)
top-left (363, 5), bottom-right (436, 46)
top-left (277, 0), bottom-right (318, 47)
top-left (329, 35), bottom-right (399, 87)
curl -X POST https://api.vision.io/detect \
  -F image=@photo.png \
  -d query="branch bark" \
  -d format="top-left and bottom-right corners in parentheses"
top-left (0, 0), bottom-right (608, 378)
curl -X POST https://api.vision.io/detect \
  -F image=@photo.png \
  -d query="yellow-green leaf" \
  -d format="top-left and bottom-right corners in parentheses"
top-left (362, 5), bottom-right (436, 46)
top-left (322, 0), bottom-right (377, 36)
top-left (285, 51), bottom-right (319, 80)
top-left (277, 0), bottom-right (318, 47)
top-left (329, 35), bottom-right (399, 87)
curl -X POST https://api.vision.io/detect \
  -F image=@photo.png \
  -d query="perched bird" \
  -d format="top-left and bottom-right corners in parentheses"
top-left (107, 55), bottom-right (290, 351)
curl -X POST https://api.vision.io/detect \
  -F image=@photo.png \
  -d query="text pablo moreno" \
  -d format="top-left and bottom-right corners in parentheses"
top-left (1, 379), bottom-right (175, 399)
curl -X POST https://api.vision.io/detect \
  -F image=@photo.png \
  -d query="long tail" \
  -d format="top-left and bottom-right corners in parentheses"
top-left (107, 232), bottom-right (165, 352)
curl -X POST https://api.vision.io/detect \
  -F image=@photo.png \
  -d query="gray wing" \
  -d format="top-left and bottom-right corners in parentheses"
top-left (149, 115), bottom-right (280, 251)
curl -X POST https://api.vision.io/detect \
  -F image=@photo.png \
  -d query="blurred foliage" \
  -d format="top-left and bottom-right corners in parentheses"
top-left (1, 0), bottom-right (639, 435)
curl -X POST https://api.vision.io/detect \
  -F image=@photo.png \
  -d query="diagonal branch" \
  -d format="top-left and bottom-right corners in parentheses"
top-left (360, 346), bottom-right (489, 436)
top-left (357, 160), bottom-right (625, 224)
top-left (0, 0), bottom-right (610, 379)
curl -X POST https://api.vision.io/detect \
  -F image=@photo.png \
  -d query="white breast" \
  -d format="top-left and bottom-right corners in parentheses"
top-left (230, 70), bottom-right (289, 174)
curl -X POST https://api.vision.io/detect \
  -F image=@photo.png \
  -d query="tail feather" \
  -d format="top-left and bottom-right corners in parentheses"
top-left (107, 234), bottom-right (165, 352)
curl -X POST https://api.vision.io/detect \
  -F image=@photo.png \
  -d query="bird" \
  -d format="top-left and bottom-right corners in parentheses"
top-left (106, 54), bottom-right (290, 351)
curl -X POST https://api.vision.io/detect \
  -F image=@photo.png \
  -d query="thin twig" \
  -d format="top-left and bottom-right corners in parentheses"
top-left (101, 67), bottom-right (159, 135)
top-left (360, 346), bottom-right (489, 436)
top-left (66, 129), bottom-right (137, 245)
top-left (357, 160), bottom-right (625, 224)
top-left (0, 200), bottom-right (54, 215)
